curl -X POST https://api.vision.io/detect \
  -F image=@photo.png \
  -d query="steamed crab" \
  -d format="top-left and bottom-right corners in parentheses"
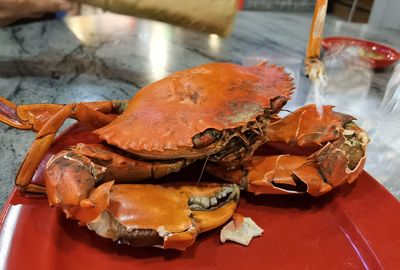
top-left (0, 62), bottom-right (368, 250)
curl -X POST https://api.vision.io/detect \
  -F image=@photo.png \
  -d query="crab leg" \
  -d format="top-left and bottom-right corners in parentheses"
top-left (208, 105), bottom-right (369, 196)
top-left (0, 97), bottom-right (129, 191)
top-left (0, 97), bottom-right (127, 131)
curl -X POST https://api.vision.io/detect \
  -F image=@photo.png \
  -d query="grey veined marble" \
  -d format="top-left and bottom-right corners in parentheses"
top-left (1, 12), bottom-right (400, 208)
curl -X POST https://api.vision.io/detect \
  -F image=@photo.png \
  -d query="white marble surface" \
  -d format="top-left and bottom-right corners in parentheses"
top-left (1, 12), bottom-right (400, 208)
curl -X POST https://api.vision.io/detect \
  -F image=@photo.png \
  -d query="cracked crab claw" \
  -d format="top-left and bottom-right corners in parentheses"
top-left (207, 105), bottom-right (369, 197)
top-left (50, 181), bottom-right (240, 250)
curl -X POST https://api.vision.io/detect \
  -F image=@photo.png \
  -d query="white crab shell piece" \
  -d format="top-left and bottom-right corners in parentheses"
top-left (220, 215), bottom-right (263, 246)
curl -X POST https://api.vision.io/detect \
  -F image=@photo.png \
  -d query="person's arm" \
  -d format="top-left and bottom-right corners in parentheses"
top-left (0, 0), bottom-right (72, 27)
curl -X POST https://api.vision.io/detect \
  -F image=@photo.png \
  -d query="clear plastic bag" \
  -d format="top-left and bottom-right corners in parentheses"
top-left (307, 46), bottom-right (400, 197)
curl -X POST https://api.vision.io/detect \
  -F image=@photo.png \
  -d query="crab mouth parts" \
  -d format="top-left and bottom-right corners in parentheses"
top-left (194, 96), bottom-right (288, 163)
top-left (188, 184), bottom-right (239, 211)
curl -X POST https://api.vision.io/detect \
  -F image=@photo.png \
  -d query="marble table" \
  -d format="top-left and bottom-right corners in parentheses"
top-left (1, 11), bottom-right (400, 208)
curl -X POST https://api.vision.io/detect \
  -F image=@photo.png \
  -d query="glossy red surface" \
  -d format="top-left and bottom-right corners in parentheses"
top-left (1, 124), bottom-right (400, 269)
top-left (322, 36), bottom-right (400, 69)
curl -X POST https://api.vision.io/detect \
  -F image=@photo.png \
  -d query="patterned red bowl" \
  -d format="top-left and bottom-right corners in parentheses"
top-left (322, 36), bottom-right (400, 69)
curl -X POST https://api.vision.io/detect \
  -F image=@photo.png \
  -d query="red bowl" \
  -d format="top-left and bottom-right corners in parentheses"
top-left (322, 36), bottom-right (400, 69)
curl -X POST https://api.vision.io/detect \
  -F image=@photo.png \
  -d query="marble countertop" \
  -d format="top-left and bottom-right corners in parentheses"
top-left (1, 11), bottom-right (400, 208)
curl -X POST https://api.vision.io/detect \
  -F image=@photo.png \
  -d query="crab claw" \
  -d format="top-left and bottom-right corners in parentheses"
top-left (267, 104), bottom-right (356, 147)
top-left (51, 182), bottom-right (239, 250)
top-left (207, 105), bottom-right (369, 197)
top-left (41, 141), bottom-right (240, 250)
top-left (44, 146), bottom-right (239, 250)
top-left (207, 156), bottom-right (333, 196)
top-left (91, 183), bottom-right (240, 249)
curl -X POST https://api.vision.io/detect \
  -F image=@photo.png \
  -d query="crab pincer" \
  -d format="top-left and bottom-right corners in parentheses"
top-left (207, 105), bottom-right (369, 196)
top-left (49, 180), bottom-right (240, 250)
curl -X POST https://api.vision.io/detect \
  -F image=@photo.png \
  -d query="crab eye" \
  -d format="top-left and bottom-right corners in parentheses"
top-left (192, 128), bottom-right (222, 148)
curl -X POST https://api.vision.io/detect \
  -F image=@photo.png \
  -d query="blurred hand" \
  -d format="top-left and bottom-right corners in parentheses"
top-left (0, 0), bottom-right (72, 26)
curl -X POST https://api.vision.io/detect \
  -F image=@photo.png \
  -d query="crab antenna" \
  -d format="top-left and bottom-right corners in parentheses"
top-left (196, 155), bottom-right (210, 185)
top-left (281, 109), bottom-right (295, 114)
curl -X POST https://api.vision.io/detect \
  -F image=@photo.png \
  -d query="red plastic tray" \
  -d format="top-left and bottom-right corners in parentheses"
top-left (322, 36), bottom-right (400, 69)
top-left (1, 124), bottom-right (400, 270)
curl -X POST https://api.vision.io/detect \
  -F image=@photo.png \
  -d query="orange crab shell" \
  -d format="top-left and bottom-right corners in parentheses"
top-left (94, 62), bottom-right (294, 154)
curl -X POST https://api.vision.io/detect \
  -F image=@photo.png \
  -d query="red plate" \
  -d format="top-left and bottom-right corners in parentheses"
top-left (322, 36), bottom-right (400, 69)
top-left (1, 124), bottom-right (400, 270)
